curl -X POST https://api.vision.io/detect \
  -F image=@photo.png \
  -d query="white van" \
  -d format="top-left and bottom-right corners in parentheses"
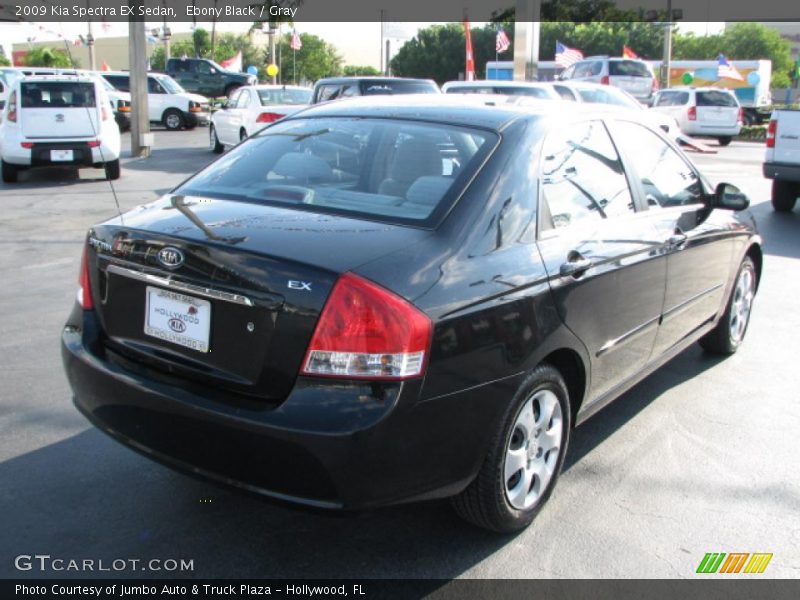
top-left (101, 71), bottom-right (210, 130)
top-left (0, 74), bottom-right (121, 182)
top-left (651, 87), bottom-right (743, 146)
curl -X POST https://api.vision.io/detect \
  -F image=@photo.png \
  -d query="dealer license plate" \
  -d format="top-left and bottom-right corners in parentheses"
top-left (50, 149), bottom-right (74, 161)
top-left (144, 286), bottom-right (211, 353)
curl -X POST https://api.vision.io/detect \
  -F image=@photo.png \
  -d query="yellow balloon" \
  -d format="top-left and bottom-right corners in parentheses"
top-left (266, 64), bottom-right (279, 77)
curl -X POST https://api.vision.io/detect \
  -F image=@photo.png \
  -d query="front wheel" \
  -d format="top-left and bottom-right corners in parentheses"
top-left (718, 136), bottom-right (732, 146)
top-left (700, 257), bottom-right (756, 355)
top-left (771, 180), bottom-right (798, 213)
top-left (451, 364), bottom-right (571, 533)
top-left (209, 125), bottom-right (224, 154)
top-left (162, 109), bottom-right (185, 131)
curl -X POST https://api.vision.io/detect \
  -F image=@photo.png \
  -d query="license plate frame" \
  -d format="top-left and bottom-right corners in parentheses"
top-left (50, 149), bottom-right (74, 162)
top-left (144, 286), bottom-right (211, 353)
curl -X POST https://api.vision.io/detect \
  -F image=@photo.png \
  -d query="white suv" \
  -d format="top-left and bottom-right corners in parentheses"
top-left (558, 57), bottom-right (658, 105)
top-left (0, 75), bottom-right (121, 183)
top-left (651, 87), bottom-right (742, 146)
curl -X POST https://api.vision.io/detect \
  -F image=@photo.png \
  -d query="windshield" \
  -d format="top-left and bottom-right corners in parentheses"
top-left (177, 117), bottom-right (496, 226)
top-left (577, 87), bottom-right (641, 109)
top-left (155, 75), bottom-right (185, 94)
top-left (448, 85), bottom-right (552, 99)
top-left (362, 81), bottom-right (438, 95)
top-left (697, 91), bottom-right (738, 107)
top-left (257, 88), bottom-right (311, 106)
top-left (609, 61), bottom-right (652, 77)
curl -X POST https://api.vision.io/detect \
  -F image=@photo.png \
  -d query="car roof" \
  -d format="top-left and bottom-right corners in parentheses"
top-left (19, 74), bottom-right (97, 82)
top-left (250, 84), bottom-right (310, 91)
top-left (315, 76), bottom-right (436, 85)
top-left (285, 94), bottom-right (627, 132)
top-left (443, 80), bottom-right (551, 88)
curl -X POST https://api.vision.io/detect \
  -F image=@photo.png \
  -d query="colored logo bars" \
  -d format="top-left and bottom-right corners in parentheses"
top-left (697, 552), bottom-right (773, 574)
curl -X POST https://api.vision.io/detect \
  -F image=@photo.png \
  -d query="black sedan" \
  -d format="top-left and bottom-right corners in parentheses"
top-left (62, 96), bottom-right (761, 532)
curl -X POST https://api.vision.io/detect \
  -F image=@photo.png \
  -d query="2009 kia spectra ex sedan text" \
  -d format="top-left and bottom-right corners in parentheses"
top-left (61, 96), bottom-right (762, 532)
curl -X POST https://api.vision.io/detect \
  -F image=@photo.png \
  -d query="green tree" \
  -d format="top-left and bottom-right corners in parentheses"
top-left (0, 56), bottom-right (10, 67)
top-left (21, 47), bottom-right (76, 68)
top-left (390, 23), bottom-right (468, 84)
top-left (150, 29), bottom-right (265, 73)
top-left (276, 32), bottom-right (342, 83)
top-left (343, 65), bottom-right (381, 76)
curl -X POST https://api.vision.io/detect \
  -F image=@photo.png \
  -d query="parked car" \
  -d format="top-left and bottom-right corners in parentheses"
top-left (763, 108), bottom-right (800, 212)
top-left (651, 87), bottom-right (743, 146)
top-left (0, 74), bottom-right (121, 182)
top-left (101, 71), bottom-right (210, 131)
top-left (442, 80), bottom-right (561, 100)
top-left (62, 97), bottom-right (761, 533)
top-left (210, 85), bottom-right (311, 152)
top-left (558, 56), bottom-right (659, 105)
top-left (166, 57), bottom-right (256, 99)
top-left (310, 77), bottom-right (439, 104)
top-left (550, 81), bottom-right (680, 141)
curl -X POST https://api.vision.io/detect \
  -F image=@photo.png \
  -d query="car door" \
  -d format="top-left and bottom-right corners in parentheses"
top-left (232, 88), bottom-right (251, 138)
top-left (147, 76), bottom-right (168, 123)
top-left (608, 120), bottom-right (735, 356)
top-left (536, 119), bottom-right (666, 402)
top-left (213, 89), bottom-right (239, 145)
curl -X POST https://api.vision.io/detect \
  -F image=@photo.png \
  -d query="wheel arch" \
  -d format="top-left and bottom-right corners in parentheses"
top-left (745, 242), bottom-right (763, 291)
top-left (539, 347), bottom-right (588, 427)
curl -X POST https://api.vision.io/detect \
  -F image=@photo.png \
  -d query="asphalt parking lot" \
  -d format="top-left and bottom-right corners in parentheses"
top-left (1, 129), bottom-right (798, 579)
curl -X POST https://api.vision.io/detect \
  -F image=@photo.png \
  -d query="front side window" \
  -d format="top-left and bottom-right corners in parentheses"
top-left (147, 77), bottom-right (165, 94)
top-left (611, 121), bottom-right (704, 208)
top-left (177, 117), bottom-right (496, 226)
top-left (654, 91), bottom-right (689, 106)
top-left (540, 120), bottom-right (634, 231)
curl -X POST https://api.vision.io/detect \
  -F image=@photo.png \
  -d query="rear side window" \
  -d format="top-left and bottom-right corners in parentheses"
top-left (654, 91), bottom-right (689, 106)
top-left (316, 84), bottom-right (342, 102)
top-left (540, 120), bottom-right (634, 231)
top-left (553, 85), bottom-right (578, 101)
top-left (573, 61), bottom-right (602, 78)
top-left (20, 81), bottom-right (96, 108)
top-left (177, 117), bottom-right (496, 226)
top-left (609, 61), bottom-right (651, 77)
top-left (257, 88), bottom-right (311, 105)
top-left (696, 91), bottom-right (737, 107)
top-left (104, 75), bottom-right (129, 92)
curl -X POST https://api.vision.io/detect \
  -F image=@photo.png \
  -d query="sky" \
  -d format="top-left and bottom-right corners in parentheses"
top-left (0, 21), bottom-right (725, 69)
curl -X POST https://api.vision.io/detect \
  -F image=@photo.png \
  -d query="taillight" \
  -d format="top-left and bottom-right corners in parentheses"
top-left (301, 272), bottom-right (432, 380)
top-left (600, 75), bottom-right (610, 85)
top-left (737, 108), bottom-right (744, 124)
top-left (101, 105), bottom-right (109, 121)
top-left (766, 119), bottom-right (777, 148)
top-left (20, 142), bottom-right (33, 149)
top-left (87, 140), bottom-right (101, 148)
top-left (652, 78), bottom-right (659, 92)
top-left (256, 112), bottom-right (283, 123)
top-left (7, 91), bottom-right (16, 122)
top-left (688, 106), bottom-right (697, 121)
top-left (78, 245), bottom-right (94, 309)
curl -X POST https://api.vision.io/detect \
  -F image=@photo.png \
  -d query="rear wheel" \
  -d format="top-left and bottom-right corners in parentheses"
top-left (1, 160), bottom-right (18, 183)
top-left (162, 109), bottom-right (185, 131)
top-left (104, 159), bottom-right (121, 180)
top-left (210, 125), bottom-right (224, 154)
top-left (240, 128), bottom-right (247, 142)
top-left (718, 136), bottom-right (732, 146)
top-left (771, 180), bottom-right (798, 212)
top-left (700, 257), bottom-right (756, 355)
top-left (451, 364), bottom-right (571, 533)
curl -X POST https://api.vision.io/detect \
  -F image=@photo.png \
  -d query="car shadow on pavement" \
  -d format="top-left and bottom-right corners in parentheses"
top-left (564, 345), bottom-right (726, 470)
top-left (122, 146), bottom-right (217, 176)
top-left (751, 201), bottom-right (800, 260)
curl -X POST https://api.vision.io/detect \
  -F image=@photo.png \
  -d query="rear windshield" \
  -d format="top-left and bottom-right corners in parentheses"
top-left (609, 61), bottom-right (652, 77)
top-left (257, 88), bottom-right (311, 105)
top-left (448, 85), bottom-right (551, 99)
top-left (20, 81), bottom-right (95, 108)
top-left (654, 91), bottom-right (690, 106)
top-left (696, 91), bottom-right (738, 107)
top-left (177, 117), bottom-right (496, 226)
top-left (362, 81), bottom-right (438, 95)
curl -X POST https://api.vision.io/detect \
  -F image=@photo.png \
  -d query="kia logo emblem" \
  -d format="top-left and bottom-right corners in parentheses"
top-left (157, 247), bottom-right (184, 269)
top-left (168, 318), bottom-right (187, 333)
top-left (55, 114), bottom-right (64, 122)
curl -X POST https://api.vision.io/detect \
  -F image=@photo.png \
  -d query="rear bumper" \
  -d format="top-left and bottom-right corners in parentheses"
top-left (683, 123), bottom-right (741, 137)
top-left (61, 307), bottom-right (516, 510)
top-left (763, 161), bottom-right (800, 182)
top-left (185, 111), bottom-right (210, 126)
top-left (3, 141), bottom-right (120, 166)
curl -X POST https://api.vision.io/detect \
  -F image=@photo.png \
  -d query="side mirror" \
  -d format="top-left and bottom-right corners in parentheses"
top-left (209, 68), bottom-right (216, 75)
top-left (712, 182), bottom-right (750, 211)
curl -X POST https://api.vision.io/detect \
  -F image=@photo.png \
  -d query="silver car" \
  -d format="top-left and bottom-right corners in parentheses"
top-left (558, 57), bottom-right (658, 105)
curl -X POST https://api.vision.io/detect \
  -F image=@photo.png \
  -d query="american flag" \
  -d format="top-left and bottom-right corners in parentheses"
top-left (555, 41), bottom-right (583, 69)
top-left (718, 54), bottom-right (744, 81)
top-left (290, 30), bottom-right (302, 51)
top-left (496, 28), bottom-right (510, 54)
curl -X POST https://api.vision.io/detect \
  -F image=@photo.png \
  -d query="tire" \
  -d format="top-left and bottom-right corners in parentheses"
top-left (1, 160), bottom-right (18, 184)
top-left (104, 159), bottom-right (121, 180)
top-left (209, 125), bottom-right (224, 154)
top-left (771, 180), bottom-right (797, 213)
top-left (451, 364), bottom-right (571, 533)
top-left (162, 109), bottom-right (185, 131)
top-left (718, 136), bottom-right (732, 146)
top-left (225, 84), bottom-right (241, 99)
top-left (700, 257), bottom-right (756, 355)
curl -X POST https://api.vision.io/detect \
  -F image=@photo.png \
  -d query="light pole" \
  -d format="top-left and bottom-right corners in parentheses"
top-left (268, 21), bottom-right (278, 84)
top-left (162, 25), bottom-right (172, 63)
top-left (86, 1), bottom-right (96, 71)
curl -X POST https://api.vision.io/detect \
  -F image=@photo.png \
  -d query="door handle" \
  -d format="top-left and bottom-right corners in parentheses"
top-left (560, 256), bottom-right (593, 277)
top-left (667, 232), bottom-right (688, 249)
